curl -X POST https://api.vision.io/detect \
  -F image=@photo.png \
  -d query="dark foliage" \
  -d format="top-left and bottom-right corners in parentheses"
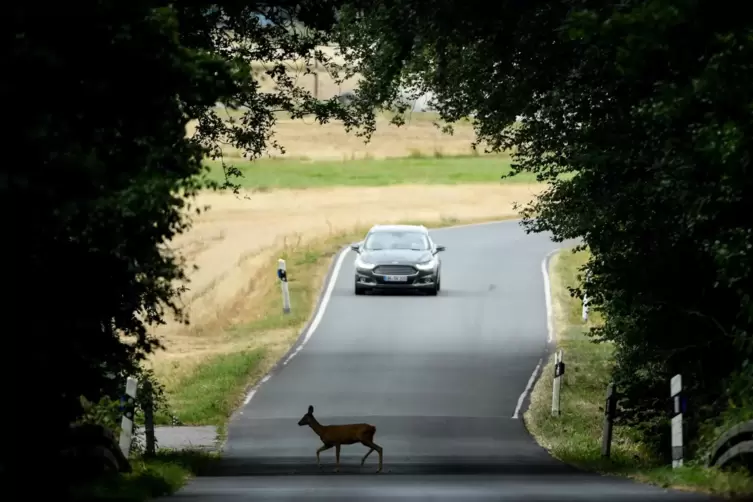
top-left (3, 1), bottom-right (365, 489)
top-left (338, 0), bottom-right (753, 457)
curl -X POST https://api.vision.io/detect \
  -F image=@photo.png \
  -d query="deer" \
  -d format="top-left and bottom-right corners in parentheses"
top-left (297, 405), bottom-right (383, 473)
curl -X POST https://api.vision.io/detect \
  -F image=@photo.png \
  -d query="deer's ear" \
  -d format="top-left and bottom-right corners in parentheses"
top-left (308, 405), bottom-right (314, 414)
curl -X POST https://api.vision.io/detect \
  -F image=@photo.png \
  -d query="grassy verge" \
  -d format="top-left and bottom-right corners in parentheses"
top-left (164, 350), bottom-right (266, 426)
top-left (70, 450), bottom-right (219, 502)
top-left (164, 215), bottom-right (517, 428)
top-left (524, 248), bottom-right (753, 498)
top-left (202, 154), bottom-right (534, 189)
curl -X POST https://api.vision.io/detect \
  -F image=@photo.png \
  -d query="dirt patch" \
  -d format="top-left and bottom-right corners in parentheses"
top-left (148, 184), bottom-right (542, 386)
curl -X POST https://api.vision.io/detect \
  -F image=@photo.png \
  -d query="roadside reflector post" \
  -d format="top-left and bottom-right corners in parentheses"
top-left (278, 258), bottom-right (291, 314)
top-left (119, 376), bottom-right (139, 458)
top-left (582, 271), bottom-right (592, 323)
top-left (551, 349), bottom-right (565, 416)
top-left (582, 295), bottom-right (589, 322)
top-left (671, 374), bottom-right (684, 468)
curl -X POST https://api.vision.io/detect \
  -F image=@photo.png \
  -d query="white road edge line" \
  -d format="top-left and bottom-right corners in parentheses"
top-left (542, 249), bottom-right (558, 344)
top-left (282, 246), bottom-right (352, 366)
top-left (510, 249), bottom-right (559, 419)
top-left (512, 358), bottom-right (542, 419)
top-left (242, 389), bottom-right (257, 406)
top-left (242, 246), bottom-right (352, 407)
top-left (241, 375), bottom-right (272, 407)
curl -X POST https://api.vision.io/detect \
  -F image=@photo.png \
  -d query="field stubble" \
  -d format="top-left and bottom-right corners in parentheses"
top-left (189, 113), bottom-right (484, 161)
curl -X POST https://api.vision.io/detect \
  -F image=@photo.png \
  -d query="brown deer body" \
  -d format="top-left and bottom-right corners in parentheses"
top-left (297, 405), bottom-right (383, 473)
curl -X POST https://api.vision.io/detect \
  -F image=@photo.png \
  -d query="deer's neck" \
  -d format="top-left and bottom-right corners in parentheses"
top-left (308, 416), bottom-right (326, 438)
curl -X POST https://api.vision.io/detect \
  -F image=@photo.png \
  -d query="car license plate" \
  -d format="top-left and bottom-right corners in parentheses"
top-left (384, 275), bottom-right (408, 282)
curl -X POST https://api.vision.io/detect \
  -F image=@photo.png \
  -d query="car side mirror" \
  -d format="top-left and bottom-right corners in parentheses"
top-left (435, 245), bottom-right (446, 253)
top-left (350, 243), bottom-right (361, 253)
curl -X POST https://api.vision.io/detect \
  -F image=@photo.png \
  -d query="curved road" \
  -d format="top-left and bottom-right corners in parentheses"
top-left (168, 221), bottom-right (714, 501)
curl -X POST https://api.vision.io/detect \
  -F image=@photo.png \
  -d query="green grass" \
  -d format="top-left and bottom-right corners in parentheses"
top-left (202, 154), bottom-right (535, 190)
top-left (70, 450), bottom-right (219, 502)
top-left (166, 350), bottom-right (266, 425)
top-left (524, 248), bottom-right (753, 498)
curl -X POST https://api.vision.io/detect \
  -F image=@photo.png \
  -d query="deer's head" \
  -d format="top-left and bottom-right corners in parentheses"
top-left (297, 405), bottom-right (314, 426)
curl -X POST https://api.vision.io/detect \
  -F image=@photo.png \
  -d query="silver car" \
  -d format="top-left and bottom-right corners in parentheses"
top-left (351, 224), bottom-right (446, 295)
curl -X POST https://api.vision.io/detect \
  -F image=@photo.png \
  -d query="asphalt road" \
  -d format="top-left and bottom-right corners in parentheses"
top-left (167, 221), bottom-right (716, 501)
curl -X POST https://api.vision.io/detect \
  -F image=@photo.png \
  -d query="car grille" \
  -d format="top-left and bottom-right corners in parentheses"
top-left (374, 265), bottom-right (416, 275)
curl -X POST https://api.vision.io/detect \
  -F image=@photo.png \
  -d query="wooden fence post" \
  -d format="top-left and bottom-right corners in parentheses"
top-left (601, 382), bottom-right (617, 458)
top-left (143, 379), bottom-right (156, 458)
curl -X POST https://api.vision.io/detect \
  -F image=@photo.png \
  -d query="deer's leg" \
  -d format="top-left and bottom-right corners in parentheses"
top-left (334, 444), bottom-right (341, 472)
top-left (361, 445), bottom-right (374, 467)
top-left (363, 440), bottom-right (383, 473)
top-left (316, 444), bottom-right (333, 469)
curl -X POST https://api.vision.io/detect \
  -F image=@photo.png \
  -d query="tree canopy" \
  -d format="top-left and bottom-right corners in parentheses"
top-left (339, 0), bottom-right (753, 455)
top-left (5, 0), bottom-right (357, 482)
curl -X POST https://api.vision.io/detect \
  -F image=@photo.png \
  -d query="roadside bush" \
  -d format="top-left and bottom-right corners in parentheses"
top-left (78, 396), bottom-right (122, 434)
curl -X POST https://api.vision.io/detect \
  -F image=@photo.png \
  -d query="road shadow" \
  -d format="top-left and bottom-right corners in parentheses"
top-left (333, 288), bottom-right (493, 298)
top-left (365, 289), bottom-right (435, 297)
top-left (195, 456), bottom-right (581, 477)
top-left (175, 456), bottom-right (723, 501)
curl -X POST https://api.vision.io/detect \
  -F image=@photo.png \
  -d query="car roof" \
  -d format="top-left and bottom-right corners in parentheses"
top-left (367, 224), bottom-right (428, 234)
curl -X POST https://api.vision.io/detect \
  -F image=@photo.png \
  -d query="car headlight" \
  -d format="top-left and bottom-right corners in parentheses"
top-left (355, 256), bottom-right (376, 270)
top-left (415, 259), bottom-right (436, 271)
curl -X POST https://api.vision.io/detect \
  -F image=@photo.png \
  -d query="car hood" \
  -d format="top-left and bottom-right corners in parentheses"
top-left (360, 249), bottom-right (433, 265)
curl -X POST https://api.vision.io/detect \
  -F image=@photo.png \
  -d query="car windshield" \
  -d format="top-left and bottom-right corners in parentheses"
top-left (364, 231), bottom-right (429, 251)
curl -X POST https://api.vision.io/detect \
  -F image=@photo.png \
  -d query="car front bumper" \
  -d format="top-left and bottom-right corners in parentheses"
top-left (355, 266), bottom-right (438, 290)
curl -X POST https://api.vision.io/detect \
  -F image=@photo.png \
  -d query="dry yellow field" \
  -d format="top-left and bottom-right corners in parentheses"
top-left (189, 113), bottom-right (481, 161)
top-left (192, 48), bottom-right (483, 161)
top-left (150, 184), bottom-right (542, 386)
top-left (257, 116), bottom-right (479, 160)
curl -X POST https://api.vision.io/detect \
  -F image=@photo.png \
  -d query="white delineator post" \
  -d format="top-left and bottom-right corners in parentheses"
top-left (671, 374), bottom-right (684, 468)
top-left (582, 271), bottom-right (592, 323)
top-left (551, 349), bottom-right (565, 416)
top-left (582, 294), bottom-right (589, 322)
top-left (118, 376), bottom-right (139, 458)
top-left (278, 258), bottom-right (291, 314)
